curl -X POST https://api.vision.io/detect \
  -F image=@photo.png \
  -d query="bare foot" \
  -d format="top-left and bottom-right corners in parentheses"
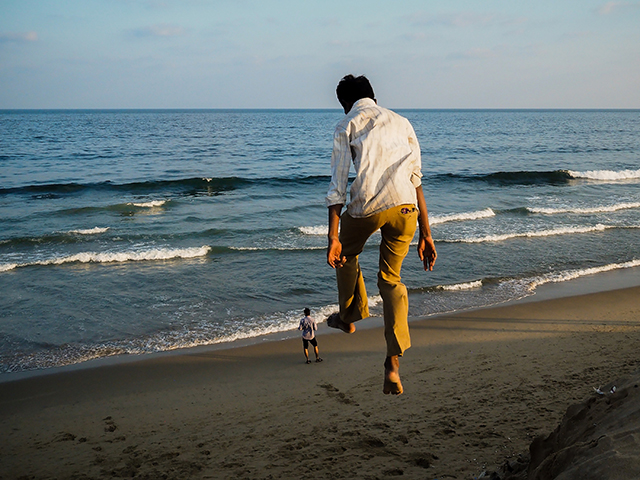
top-left (383, 356), bottom-right (403, 395)
top-left (326, 313), bottom-right (356, 334)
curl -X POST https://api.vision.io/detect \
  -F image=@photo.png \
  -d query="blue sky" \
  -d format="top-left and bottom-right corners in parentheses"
top-left (1, 0), bottom-right (639, 109)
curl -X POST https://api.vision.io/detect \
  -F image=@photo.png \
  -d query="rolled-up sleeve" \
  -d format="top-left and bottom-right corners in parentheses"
top-left (325, 127), bottom-right (351, 207)
top-left (407, 123), bottom-right (422, 189)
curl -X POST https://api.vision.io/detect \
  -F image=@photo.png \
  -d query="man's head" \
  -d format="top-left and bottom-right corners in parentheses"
top-left (304, 308), bottom-right (311, 316)
top-left (336, 74), bottom-right (375, 114)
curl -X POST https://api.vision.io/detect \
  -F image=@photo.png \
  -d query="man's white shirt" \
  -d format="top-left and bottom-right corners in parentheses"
top-left (326, 98), bottom-right (422, 218)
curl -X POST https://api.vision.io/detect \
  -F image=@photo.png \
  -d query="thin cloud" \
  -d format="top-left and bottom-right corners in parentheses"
top-left (597, 1), bottom-right (640, 14)
top-left (446, 47), bottom-right (498, 60)
top-left (129, 24), bottom-right (187, 38)
top-left (0, 31), bottom-right (38, 43)
top-left (409, 12), bottom-right (499, 28)
top-left (318, 17), bottom-right (341, 28)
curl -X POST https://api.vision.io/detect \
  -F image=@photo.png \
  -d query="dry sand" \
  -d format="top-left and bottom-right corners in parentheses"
top-left (1, 285), bottom-right (640, 480)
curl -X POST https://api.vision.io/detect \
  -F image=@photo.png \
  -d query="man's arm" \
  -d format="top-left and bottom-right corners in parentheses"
top-left (415, 186), bottom-right (437, 271)
top-left (327, 203), bottom-right (346, 268)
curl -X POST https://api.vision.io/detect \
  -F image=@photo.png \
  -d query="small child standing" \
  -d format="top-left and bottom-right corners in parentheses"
top-left (298, 308), bottom-right (322, 364)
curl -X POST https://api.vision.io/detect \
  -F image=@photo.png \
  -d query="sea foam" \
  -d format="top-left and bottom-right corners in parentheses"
top-left (430, 208), bottom-right (495, 225)
top-left (298, 208), bottom-right (496, 236)
top-left (130, 200), bottom-right (168, 208)
top-left (67, 227), bottom-right (110, 235)
top-left (528, 202), bottom-right (640, 215)
top-left (439, 280), bottom-right (483, 291)
top-left (529, 259), bottom-right (640, 289)
top-left (449, 224), bottom-right (611, 243)
top-left (0, 246), bottom-right (211, 272)
top-left (299, 225), bottom-right (327, 236)
top-left (568, 169), bottom-right (640, 181)
top-left (230, 245), bottom-right (326, 251)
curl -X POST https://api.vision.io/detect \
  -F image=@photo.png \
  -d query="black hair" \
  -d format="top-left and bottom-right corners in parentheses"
top-left (336, 74), bottom-right (375, 107)
top-left (304, 308), bottom-right (311, 316)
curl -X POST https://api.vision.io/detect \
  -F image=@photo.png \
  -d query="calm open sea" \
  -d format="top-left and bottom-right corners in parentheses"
top-left (1, 109), bottom-right (639, 375)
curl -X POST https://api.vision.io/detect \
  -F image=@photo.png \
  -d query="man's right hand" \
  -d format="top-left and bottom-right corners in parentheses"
top-left (327, 237), bottom-right (346, 268)
top-left (327, 204), bottom-right (346, 268)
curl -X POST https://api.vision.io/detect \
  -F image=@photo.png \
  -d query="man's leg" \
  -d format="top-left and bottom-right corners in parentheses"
top-left (303, 339), bottom-right (310, 363)
top-left (309, 338), bottom-right (321, 361)
top-left (335, 212), bottom-right (383, 324)
top-left (377, 205), bottom-right (418, 394)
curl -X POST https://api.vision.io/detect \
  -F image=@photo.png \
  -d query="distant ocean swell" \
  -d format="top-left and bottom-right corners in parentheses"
top-left (3, 168), bottom-right (639, 198)
top-left (435, 169), bottom-right (640, 185)
top-left (0, 176), bottom-right (326, 197)
top-left (52, 201), bottom-right (171, 217)
top-left (0, 228), bottom-right (110, 248)
top-left (0, 227), bottom-right (228, 249)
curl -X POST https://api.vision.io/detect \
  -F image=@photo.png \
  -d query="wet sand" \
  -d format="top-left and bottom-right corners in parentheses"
top-left (1, 285), bottom-right (640, 479)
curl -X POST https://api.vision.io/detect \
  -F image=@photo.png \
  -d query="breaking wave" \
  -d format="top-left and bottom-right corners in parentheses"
top-left (568, 169), bottom-right (640, 181)
top-left (430, 208), bottom-right (495, 225)
top-left (129, 200), bottom-right (168, 208)
top-left (528, 202), bottom-right (640, 215)
top-left (299, 225), bottom-right (327, 236)
top-left (67, 227), bottom-right (110, 235)
top-left (528, 259), bottom-right (640, 289)
top-left (0, 175), bottom-right (332, 197)
top-left (444, 224), bottom-right (612, 243)
top-left (0, 246), bottom-right (211, 272)
top-left (432, 168), bottom-right (640, 186)
top-left (298, 208), bottom-right (496, 236)
top-left (438, 280), bottom-right (483, 291)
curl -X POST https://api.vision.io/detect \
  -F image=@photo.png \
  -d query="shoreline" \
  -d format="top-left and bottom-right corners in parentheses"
top-left (2, 275), bottom-right (640, 478)
top-left (3, 264), bottom-right (640, 385)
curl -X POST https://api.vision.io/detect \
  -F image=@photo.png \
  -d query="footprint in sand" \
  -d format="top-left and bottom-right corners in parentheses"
top-left (103, 416), bottom-right (117, 432)
top-left (319, 383), bottom-right (359, 406)
top-left (53, 432), bottom-right (77, 442)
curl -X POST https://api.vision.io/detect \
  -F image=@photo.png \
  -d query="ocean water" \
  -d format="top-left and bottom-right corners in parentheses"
top-left (1, 109), bottom-right (639, 375)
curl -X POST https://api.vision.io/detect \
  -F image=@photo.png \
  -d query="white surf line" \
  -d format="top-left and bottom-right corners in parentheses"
top-left (67, 227), bottom-right (110, 235)
top-left (446, 224), bottom-right (611, 244)
top-left (430, 208), bottom-right (495, 225)
top-left (568, 169), bottom-right (640, 181)
top-left (528, 202), bottom-right (640, 215)
top-left (0, 246), bottom-right (211, 272)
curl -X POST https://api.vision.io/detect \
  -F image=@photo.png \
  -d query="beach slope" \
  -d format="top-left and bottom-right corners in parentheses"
top-left (1, 286), bottom-right (640, 479)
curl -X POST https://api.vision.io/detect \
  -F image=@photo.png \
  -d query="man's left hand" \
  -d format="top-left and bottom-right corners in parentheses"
top-left (417, 236), bottom-right (437, 271)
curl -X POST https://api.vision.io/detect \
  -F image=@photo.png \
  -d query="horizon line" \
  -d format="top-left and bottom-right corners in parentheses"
top-left (2, 107), bottom-right (639, 112)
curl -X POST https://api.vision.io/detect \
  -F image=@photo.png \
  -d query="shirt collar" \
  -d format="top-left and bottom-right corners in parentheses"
top-left (352, 97), bottom-right (376, 110)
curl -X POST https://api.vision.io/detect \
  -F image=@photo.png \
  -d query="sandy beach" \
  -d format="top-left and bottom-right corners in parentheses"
top-left (1, 284), bottom-right (640, 480)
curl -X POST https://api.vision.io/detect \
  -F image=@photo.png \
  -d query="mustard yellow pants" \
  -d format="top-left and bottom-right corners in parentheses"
top-left (337, 204), bottom-right (418, 357)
